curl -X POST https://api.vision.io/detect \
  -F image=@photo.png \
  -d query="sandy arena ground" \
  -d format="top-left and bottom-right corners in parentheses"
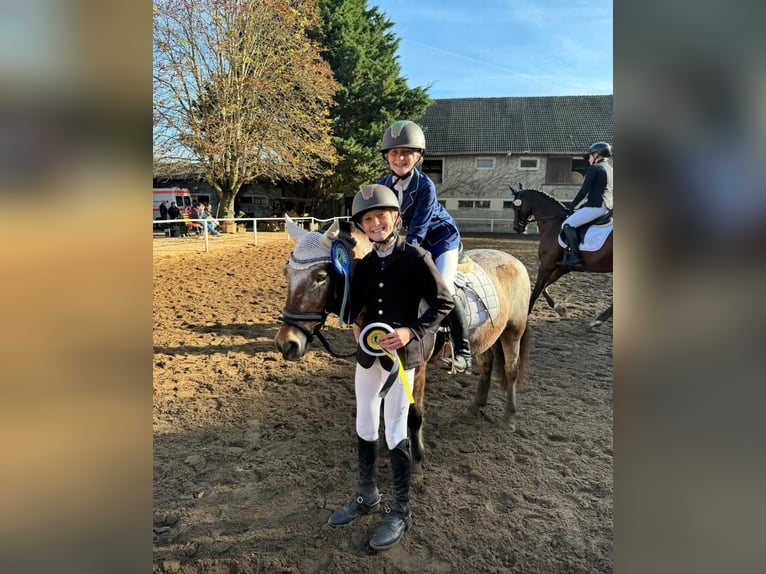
top-left (153, 231), bottom-right (613, 573)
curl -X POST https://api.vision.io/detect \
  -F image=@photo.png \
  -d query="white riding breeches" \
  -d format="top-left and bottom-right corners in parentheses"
top-left (355, 360), bottom-right (413, 449)
top-left (434, 248), bottom-right (459, 296)
top-left (563, 204), bottom-right (610, 228)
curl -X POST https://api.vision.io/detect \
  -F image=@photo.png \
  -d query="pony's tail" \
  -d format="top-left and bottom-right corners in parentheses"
top-left (516, 326), bottom-right (531, 388)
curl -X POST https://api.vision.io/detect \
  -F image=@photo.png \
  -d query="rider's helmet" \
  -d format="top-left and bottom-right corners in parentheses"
top-left (587, 141), bottom-right (613, 158)
top-left (381, 120), bottom-right (426, 158)
top-left (351, 184), bottom-right (400, 226)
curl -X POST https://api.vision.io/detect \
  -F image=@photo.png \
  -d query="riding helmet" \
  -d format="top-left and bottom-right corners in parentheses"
top-left (587, 141), bottom-right (613, 158)
top-left (381, 120), bottom-right (426, 155)
top-left (351, 184), bottom-right (400, 225)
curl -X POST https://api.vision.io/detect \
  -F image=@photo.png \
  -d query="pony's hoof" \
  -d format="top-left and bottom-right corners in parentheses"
top-left (554, 305), bottom-right (567, 317)
top-left (501, 419), bottom-right (517, 432)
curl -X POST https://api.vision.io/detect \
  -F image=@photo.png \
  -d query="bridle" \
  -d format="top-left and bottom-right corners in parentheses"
top-left (512, 193), bottom-right (563, 233)
top-left (513, 209), bottom-right (531, 233)
top-left (279, 261), bottom-right (356, 359)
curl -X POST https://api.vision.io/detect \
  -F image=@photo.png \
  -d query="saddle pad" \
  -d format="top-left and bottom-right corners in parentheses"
top-left (454, 259), bottom-right (501, 331)
top-left (557, 223), bottom-right (613, 252)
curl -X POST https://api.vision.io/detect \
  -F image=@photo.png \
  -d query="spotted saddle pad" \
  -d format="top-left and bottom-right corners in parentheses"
top-left (454, 259), bottom-right (500, 331)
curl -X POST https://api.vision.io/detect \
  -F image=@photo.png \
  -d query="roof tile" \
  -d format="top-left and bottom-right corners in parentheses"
top-left (416, 95), bottom-right (613, 155)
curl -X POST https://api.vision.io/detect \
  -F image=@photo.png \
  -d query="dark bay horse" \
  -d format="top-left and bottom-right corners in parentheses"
top-left (275, 216), bottom-right (531, 472)
top-left (510, 185), bottom-right (613, 329)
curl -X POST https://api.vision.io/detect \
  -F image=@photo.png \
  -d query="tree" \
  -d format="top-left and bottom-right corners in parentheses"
top-left (153, 0), bottom-right (338, 217)
top-left (311, 0), bottom-right (431, 206)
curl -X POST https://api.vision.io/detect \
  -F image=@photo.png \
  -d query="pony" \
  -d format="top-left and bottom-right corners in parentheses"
top-left (275, 216), bottom-right (531, 473)
top-left (509, 184), bottom-right (613, 329)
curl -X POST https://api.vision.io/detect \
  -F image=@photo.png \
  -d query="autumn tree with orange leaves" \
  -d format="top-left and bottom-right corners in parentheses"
top-left (153, 0), bottom-right (337, 217)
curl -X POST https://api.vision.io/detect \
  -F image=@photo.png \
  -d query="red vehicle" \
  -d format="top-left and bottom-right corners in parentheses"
top-left (153, 188), bottom-right (193, 218)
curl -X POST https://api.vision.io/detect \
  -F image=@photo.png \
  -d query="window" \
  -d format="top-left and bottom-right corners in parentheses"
top-left (475, 157), bottom-right (495, 169)
top-left (519, 158), bottom-right (538, 169)
top-left (545, 157), bottom-right (573, 184)
top-left (503, 201), bottom-right (516, 209)
top-left (422, 158), bottom-right (443, 183)
top-left (458, 200), bottom-right (491, 209)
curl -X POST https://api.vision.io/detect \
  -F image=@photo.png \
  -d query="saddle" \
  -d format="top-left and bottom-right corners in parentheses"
top-left (575, 209), bottom-right (613, 242)
top-left (557, 209), bottom-right (613, 253)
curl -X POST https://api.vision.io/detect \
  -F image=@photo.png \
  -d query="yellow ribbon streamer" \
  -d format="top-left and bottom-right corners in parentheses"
top-left (359, 323), bottom-right (414, 404)
top-left (382, 348), bottom-right (414, 404)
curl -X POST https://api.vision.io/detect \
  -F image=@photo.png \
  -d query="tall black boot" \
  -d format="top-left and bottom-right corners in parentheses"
top-left (441, 295), bottom-right (472, 373)
top-left (369, 439), bottom-right (412, 550)
top-left (559, 224), bottom-right (583, 268)
top-left (328, 437), bottom-right (381, 527)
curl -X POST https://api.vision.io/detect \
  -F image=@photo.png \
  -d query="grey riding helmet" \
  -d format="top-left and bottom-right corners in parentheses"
top-left (587, 141), bottom-right (613, 158)
top-left (381, 120), bottom-right (426, 158)
top-left (351, 184), bottom-right (400, 226)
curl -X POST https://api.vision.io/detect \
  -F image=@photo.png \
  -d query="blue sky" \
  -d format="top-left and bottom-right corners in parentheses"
top-left (377, 0), bottom-right (613, 99)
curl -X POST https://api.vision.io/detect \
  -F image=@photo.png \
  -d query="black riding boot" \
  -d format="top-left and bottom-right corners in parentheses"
top-left (328, 437), bottom-right (381, 527)
top-left (559, 224), bottom-right (583, 268)
top-left (441, 295), bottom-right (472, 373)
top-left (369, 439), bottom-right (412, 550)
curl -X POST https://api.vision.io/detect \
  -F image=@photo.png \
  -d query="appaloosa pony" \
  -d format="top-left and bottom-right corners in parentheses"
top-left (509, 185), bottom-right (613, 329)
top-left (275, 216), bottom-right (531, 472)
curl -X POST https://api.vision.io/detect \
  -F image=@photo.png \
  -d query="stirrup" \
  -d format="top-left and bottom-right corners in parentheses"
top-left (441, 353), bottom-right (470, 374)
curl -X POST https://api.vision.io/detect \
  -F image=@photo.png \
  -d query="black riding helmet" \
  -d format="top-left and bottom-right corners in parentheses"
top-left (584, 141), bottom-right (612, 160)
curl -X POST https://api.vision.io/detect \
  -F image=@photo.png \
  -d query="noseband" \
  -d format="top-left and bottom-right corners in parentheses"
top-left (514, 210), bottom-right (532, 233)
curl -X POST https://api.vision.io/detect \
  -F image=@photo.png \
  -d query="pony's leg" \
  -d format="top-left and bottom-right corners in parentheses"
top-left (469, 347), bottom-right (494, 415)
top-left (588, 304), bottom-right (613, 331)
top-left (542, 286), bottom-right (555, 308)
top-left (528, 272), bottom-right (548, 313)
top-left (407, 364), bottom-right (427, 474)
top-left (499, 330), bottom-right (523, 431)
top-left (529, 266), bottom-right (566, 313)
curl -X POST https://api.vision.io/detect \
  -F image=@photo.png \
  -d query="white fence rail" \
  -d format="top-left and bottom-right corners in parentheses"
top-left (152, 216), bottom-right (528, 254)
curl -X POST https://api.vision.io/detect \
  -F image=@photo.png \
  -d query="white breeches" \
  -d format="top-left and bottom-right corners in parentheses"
top-left (355, 360), bottom-right (413, 449)
top-left (563, 204), bottom-right (610, 228)
top-left (434, 248), bottom-right (459, 295)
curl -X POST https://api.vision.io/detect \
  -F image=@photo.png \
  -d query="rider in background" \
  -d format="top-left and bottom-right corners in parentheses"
top-left (377, 120), bottom-right (472, 373)
top-left (560, 141), bottom-right (614, 268)
top-left (327, 184), bottom-right (453, 551)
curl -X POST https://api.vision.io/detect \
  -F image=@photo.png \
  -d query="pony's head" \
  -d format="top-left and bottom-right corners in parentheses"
top-left (509, 184), bottom-right (532, 233)
top-left (274, 216), bottom-right (369, 360)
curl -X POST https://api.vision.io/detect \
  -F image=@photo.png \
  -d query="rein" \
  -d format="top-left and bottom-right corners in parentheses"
top-left (515, 209), bottom-right (565, 232)
top-left (279, 307), bottom-right (356, 359)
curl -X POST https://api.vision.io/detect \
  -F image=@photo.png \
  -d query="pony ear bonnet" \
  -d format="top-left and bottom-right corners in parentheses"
top-left (285, 214), bottom-right (308, 242)
top-left (288, 223), bottom-right (336, 270)
top-left (320, 219), bottom-right (340, 249)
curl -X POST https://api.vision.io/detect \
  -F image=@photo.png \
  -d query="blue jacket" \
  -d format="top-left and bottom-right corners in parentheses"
top-left (377, 168), bottom-right (461, 260)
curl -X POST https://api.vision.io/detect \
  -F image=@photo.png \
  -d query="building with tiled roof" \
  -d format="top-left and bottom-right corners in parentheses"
top-left (414, 95), bottom-right (613, 230)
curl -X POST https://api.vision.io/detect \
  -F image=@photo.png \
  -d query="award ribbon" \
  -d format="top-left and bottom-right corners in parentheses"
top-left (358, 322), bottom-right (414, 404)
top-left (330, 240), bottom-right (352, 326)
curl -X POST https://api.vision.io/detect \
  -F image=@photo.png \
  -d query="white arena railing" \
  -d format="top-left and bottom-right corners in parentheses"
top-left (152, 216), bottom-right (531, 254)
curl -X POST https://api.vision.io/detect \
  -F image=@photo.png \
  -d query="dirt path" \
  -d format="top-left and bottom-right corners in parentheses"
top-left (153, 233), bottom-right (613, 573)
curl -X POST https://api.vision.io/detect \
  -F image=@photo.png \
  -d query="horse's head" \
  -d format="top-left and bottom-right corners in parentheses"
top-left (509, 184), bottom-right (532, 233)
top-left (274, 217), bottom-right (339, 360)
top-left (275, 216), bottom-right (369, 361)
